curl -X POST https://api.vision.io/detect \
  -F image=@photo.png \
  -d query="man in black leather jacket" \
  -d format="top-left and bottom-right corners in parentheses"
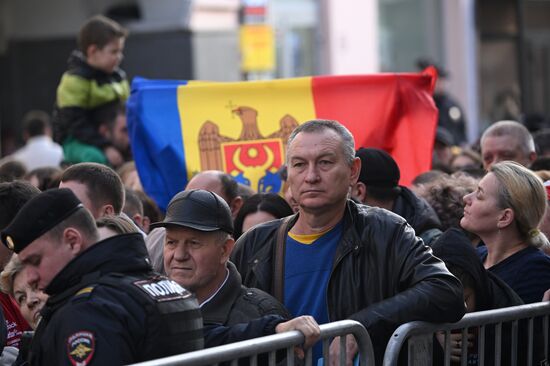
top-left (231, 120), bottom-right (466, 364)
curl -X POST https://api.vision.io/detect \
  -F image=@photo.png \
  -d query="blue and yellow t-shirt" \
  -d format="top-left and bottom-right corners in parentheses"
top-left (284, 221), bottom-right (343, 359)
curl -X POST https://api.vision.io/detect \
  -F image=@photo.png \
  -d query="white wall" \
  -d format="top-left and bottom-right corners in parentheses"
top-left (192, 31), bottom-right (240, 81)
top-left (319, 0), bottom-right (379, 74)
top-left (443, 0), bottom-right (479, 142)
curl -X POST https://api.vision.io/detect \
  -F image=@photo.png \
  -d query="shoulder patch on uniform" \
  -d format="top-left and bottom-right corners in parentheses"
top-left (75, 286), bottom-right (95, 296)
top-left (133, 278), bottom-right (191, 302)
top-left (66, 331), bottom-right (95, 366)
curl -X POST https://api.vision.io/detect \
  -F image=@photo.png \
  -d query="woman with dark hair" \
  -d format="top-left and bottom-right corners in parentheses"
top-left (233, 193), bottom-right (293, 239)
top-left (423, 173), bottom-right (478, 232)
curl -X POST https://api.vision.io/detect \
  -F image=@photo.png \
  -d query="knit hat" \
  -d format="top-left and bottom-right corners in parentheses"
top-left (355, 148), bottom-right (400, 188)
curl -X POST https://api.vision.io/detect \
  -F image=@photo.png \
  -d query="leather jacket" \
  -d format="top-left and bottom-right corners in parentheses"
top-left (201, 262), bottom-right (290, 326)
top-left (231, 200), bottom-right (465, 362)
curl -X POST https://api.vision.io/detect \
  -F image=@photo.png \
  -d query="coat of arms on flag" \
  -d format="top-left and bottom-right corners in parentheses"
top-left (197, 106), bottom-right (296, 192)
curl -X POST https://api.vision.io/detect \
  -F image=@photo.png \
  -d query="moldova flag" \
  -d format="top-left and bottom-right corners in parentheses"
top-left (127, 68), bottom-right (438, 211)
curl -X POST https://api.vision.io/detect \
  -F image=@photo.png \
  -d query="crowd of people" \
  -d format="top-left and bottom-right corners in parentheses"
top-left (0, 13), bottom-right (550, 366)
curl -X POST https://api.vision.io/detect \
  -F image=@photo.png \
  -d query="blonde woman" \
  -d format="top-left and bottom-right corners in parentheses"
top-left (0, 255), bottom-right (47, 329)
top-left (461, 161), bottom-right (550, 303)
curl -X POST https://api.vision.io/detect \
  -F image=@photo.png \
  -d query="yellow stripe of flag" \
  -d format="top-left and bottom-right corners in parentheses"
top-left (177, 78), bottom-right (316, 191)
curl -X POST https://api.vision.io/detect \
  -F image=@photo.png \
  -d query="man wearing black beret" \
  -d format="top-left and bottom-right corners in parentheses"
top-left (1, 188), bottom-right (204, 365)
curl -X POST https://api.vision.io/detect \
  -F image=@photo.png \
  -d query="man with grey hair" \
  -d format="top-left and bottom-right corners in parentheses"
top-left (480, 120), bottom-right (537, 170)
top-left (232, 119), bottom-right (465, 364)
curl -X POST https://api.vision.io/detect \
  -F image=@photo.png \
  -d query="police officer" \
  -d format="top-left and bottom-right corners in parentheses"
top-left (417, 59), bottom-right (467, 145)
top-left (1, 188), bottom-right (203, 365)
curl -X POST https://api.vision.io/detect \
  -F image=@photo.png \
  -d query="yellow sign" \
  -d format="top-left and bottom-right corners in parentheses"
top-left (239, 24), bottom-right (275, 72)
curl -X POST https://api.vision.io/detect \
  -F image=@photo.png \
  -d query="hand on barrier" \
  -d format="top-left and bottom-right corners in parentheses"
top-left (436, 331), bottom-right (474, 362)
top-left (543, 289), bottom-right (550, 301)
top-left (275, 315), bottom-right (321, 359)
top-left (328, 334), bottom-right (358, 366)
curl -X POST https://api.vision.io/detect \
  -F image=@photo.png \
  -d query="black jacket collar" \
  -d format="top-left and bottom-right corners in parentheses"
top-left (201, 262), bottom-right (241, 324)
top-left (67, 49), bottom-right (126, 82)
top-left (45, 233), bottom-right (151, 296)
top-left (392, 186), bottom-right (442, 234)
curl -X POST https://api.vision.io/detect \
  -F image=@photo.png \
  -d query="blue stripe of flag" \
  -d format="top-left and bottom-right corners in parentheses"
top-left (127, 77), bottom-right (189, 211)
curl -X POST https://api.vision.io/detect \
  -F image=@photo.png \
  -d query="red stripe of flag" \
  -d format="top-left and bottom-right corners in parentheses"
top-left (311, 68), bottom-right (438, 186)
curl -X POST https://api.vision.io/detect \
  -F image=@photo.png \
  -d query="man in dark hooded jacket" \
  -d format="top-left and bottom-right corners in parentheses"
top-left (352, 148), bottom-right (442, 245)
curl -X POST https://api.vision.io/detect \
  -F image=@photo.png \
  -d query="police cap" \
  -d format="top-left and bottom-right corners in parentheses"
top-left (151, 189), bottom-right (233, 234)
top-left (1, 188), bottom-right (83, 253)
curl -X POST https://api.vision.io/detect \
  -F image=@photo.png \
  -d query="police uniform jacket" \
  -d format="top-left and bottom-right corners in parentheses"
top-left (201, 261), bottom-right (290, 326)
top-left (231, 200), bottom-right (466, 364)
top-left (29, 233), bottom-right (203, 366)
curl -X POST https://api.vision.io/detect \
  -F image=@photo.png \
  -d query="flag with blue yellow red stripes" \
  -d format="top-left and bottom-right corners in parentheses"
top-left (127, 69), bottom-right (438, 210)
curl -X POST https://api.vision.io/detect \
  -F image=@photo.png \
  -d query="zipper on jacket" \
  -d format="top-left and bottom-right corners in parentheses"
top-left (325, 234), bottom-right (357, 322)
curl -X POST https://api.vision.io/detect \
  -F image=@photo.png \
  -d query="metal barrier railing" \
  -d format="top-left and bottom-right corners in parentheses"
top-left (383, 302), bottom-right (550, 366)
top-left (128, 320), bottom-right (374, 366)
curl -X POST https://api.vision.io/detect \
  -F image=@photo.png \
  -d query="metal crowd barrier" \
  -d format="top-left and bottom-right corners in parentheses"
top-left (128, 320), bottom-right (374, 366)
top-left (383, 302), bottom-right (550, 366)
